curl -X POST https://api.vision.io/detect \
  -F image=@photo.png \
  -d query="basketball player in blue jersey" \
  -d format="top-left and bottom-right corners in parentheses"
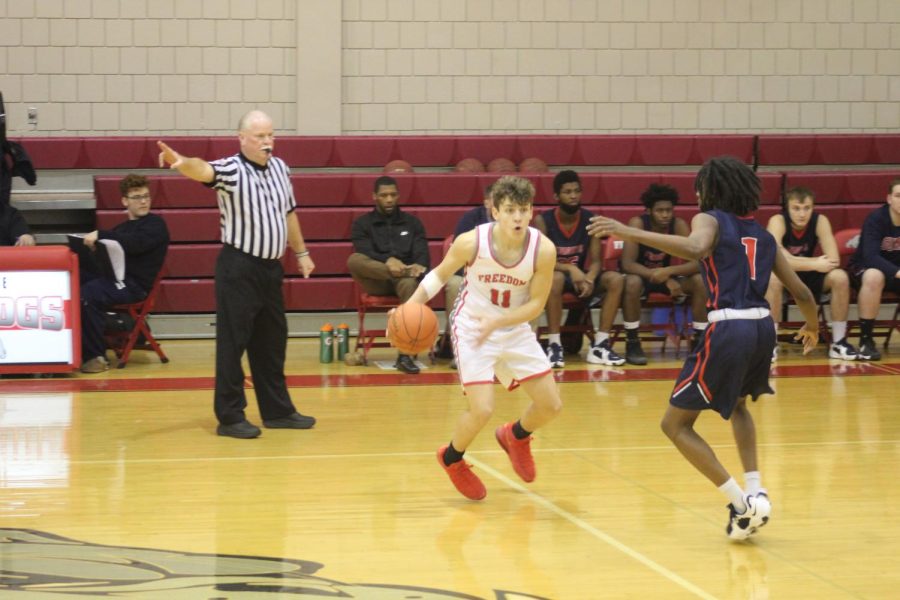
top-left (588, 156), bottom-right (820, 541)
top-left (404, 176), bottom-right (563, 501)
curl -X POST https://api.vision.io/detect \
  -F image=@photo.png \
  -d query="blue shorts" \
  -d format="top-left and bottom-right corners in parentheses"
top-left (669, 316), bottom-right (775, 419)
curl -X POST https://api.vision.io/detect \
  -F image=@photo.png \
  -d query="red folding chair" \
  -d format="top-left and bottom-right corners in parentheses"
top-left (353, 283), bottom-right (401, 363)
top-left (104, 271), bottom-right (169, 368)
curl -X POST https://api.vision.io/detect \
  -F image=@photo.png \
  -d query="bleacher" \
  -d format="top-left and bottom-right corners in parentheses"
top-left (12, 133), bottom-right (900, 321)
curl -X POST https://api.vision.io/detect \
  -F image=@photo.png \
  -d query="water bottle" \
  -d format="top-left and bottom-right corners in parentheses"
top-left (336, 323), bottom-right (350, 360)
top-left (319, 323), bottom-right (334, 363)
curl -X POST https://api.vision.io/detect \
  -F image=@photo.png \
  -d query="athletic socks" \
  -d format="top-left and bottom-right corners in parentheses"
top-left (719, 477), bottom-right (748, 513)
top-left (744, 471), bottom-right (761, 496)
top-left (832, 321), bottom-right (847, 343)
top-left (442, 442), bottom-right (465, 466)
top-left (512, 420), bottom-right (532, 440)
top-left (860, 319), bottom-right (874, 339)
top-left (624, 321), bottom-right (640, 341)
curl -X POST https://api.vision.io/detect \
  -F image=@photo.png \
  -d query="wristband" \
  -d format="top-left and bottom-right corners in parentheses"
top-left (295, 250), bottom-right (310, 258)
top-left (420, 270), bottom-right (443, 301)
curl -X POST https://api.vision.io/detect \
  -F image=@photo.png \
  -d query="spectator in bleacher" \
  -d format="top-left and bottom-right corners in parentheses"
top-left (846, 178), bottom-right (900, 361)
top-left (534, 170), bottom-right (625, 368)
top-left (347, 175), bottom-right (429, 374)
top-left (765, 186), bottom-right (859, 361)
top-left (157, 110), bottom-right (317, 439)
top-left (619, 183), bottom-right (708, 365)
top-left (0, 203), bottom-right (35, 246)
top-left (442, 182), bottom-right (495, 368)
top-left (78, 174), bottom-right (169, 374)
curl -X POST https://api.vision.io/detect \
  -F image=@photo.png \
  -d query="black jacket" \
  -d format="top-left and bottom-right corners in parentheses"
top-left (351, 208), bottom-right (429, 268)
top-left (99, 213), bottom-right (170, 293)
top-left (0, 204), bottom-right (30, 246)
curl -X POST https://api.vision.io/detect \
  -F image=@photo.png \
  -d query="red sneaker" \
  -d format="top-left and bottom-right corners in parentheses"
top-left (495, 422), bottom-right (536, 482)
top-left (436, 446), bottom-right (486, 500)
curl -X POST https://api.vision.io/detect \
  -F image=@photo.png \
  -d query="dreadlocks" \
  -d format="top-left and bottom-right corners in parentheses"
top-left (693, 156), bottom-right (760, 216)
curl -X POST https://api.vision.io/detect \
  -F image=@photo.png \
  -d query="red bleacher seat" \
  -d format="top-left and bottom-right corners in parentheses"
top-left (207, 137), bottom-right (239, 159)
top-left (759, 172), bottom-right (785, 205)
top-left (333, 137), bottom-right (396, 167)
top-left (394, 136), bottom-right (456, 167)
top-left (19, 137), bottom-right (83, 169)
top-left (293, 174), bottom-right (352, 207)
top-left (516, 135), bottom-right (577, 165)
top-left (600, 173), bottom-right (661, 205)
top-left (693, 135), bottom-right (755, 163)
top-left (814, 134), bottom-right (875, 165)
top-left (782, 172), bottom-right (846, 204)
top-left (160, 244), bottom-right (220, 278)
top-left (412, 173), bottom-right (480, 205)
top-left (844, 171), bottom-right (895, 204)
top-left (574, 135), bottom-right (636, 165)
top-left (269, 136), bottom-right (334, 167)
top-left (348, 173), bottom-right (415, 206)
top-left (82, 137), bottom-right (150, 169)
top-left (93, 178), bottom-right (125, 210)
top-left (96, 209), bottom-right (221, 243)
top-left (756, 135), bottom-right (816, 165)
top-left (156, 277), bottom-right (360, 312)
top-left (843, 204), bottom-right (881, 230)
top-left (872, 134), bottom-right (900, 163)
top-left (634, 135), bottom-right (695, 166)
top-left (454, 136), bottom-right (517, 164)
top-left (154, 137), bottom-right (212, 163)
top-left (155, 177), bottom-right (217, 208)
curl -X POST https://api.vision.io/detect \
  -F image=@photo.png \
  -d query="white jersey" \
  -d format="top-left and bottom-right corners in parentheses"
top-left (451, 223), bottom-right (540, 326)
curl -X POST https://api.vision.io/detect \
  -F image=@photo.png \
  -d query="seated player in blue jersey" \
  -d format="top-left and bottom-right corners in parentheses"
top-left (765, 186), bottom-right (859, 361)
top-left (534, 170), bottom-right (625, 368)
top-left (619, 183), bottom-right (708, 365)
top-left (588, 156), bottom-right (819, 541)
top-left (847, 177), bottom-right (900, 361)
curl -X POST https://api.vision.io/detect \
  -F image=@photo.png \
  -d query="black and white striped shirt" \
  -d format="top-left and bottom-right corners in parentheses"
top-left (207, 153), bottom-right (296, 260)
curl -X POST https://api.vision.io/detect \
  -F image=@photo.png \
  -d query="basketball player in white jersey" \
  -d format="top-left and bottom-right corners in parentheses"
top-left (405, 176), bottom-right (563, 500)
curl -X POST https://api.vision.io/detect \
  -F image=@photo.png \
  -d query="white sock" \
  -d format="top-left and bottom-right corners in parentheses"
top-left (718, 477), bottom-right (747, 512)
top-left (831, 321), bottom-right (847, 343)
top-left (693, 321), bottom-right (708, 331)
top-left (548, 333), bottom-right (561, 346)
top-left (744, 471), bottom-right (761, 496)
top-left (624, 321), bottom-right (640, 330)
top-left (594, 331), bottom-right (610, 345)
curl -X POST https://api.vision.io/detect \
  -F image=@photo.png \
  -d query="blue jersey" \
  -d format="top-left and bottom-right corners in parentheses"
top-left (540, 207), bottom-right (594, 271)
top-left (701, 210), bottom-right (775, 311)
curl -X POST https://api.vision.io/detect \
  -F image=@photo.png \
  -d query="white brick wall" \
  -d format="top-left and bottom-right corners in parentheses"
top-left (1, 0), bottom-right (898, 135)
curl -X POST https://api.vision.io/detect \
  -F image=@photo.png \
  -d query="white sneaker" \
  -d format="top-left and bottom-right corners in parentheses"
top-left (828, 338), bottom-right (859, 361)
top-left (546, 342), bottom-right (564, 368)
top-left (726, 491), bottom-right (771, 541)
top-left (586, 339), bottom-right (626, 366)
top-left (770, 345), bottom-right (778, 364)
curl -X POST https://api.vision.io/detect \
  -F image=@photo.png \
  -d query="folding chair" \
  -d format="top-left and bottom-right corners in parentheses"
top-left (353, 282), bottom-right (401, 363)
top-left (104, 271), bottom-right (169, 368)
top-left (603, 236), bottom-right (691, 353)
top-left (535, 292), bottom-right (596, 355)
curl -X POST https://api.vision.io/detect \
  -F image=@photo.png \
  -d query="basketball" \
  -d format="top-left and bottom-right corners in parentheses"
top-left (383, 159), bottom-right (414, 173)
top-left (388, 303), bottom-right (439, 355)
top-left (454, 157), bottom-right (485, 173)
top-left (487, 157), bottom-right (517, 172)
top-left (519, 157), bottom-right (549, 172)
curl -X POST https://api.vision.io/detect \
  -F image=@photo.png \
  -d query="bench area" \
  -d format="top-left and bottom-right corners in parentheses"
top-left (15, 133), bottom-right (900, 317)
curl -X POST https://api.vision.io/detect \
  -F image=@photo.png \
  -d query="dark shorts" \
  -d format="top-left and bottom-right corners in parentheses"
top-left (669, 316), bottom-right (775, 420)
top-left (642, 279), bottom-right (671, 298)
top-left (848, 263), bottom-right (900, 294)
top-left (562, 273), bottom-right (603, 305)
top-left (797, 271), bottom-right (827, 301)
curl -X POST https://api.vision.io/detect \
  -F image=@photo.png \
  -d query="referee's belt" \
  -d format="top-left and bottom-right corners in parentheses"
top-left (707, 307), bottom-right (770, 322)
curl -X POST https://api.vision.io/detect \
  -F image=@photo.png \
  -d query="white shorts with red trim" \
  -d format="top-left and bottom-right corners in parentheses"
top-left (452, 319), bottom-right (551, 391)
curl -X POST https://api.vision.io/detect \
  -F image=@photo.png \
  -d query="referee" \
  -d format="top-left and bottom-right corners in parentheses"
top-left (158, 110), bottom-right (316, 439)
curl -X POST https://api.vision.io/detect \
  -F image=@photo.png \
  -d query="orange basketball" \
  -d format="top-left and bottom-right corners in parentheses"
top-left (454, 157), bottom-right (485, 173)
top-left (388, 303), bottom-right (439, 355)
top-left (384, 159), bottom-right (414, 173)
top-left (487, 157), bottom-right (517, 172)
top-left (518, 157), bottom-right (549, 172)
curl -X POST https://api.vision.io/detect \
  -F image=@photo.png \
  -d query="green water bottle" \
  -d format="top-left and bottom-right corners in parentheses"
top-left (319, 323), bottom-right (334, 363)
top-left (336, 323), bottom-right (350, 360)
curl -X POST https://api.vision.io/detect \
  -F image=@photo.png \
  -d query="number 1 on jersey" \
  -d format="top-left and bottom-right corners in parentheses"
top-left (741, 237), bottom-right (758, 280)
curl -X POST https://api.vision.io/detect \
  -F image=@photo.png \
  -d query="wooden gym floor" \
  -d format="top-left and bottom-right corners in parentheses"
top-left (0, 336), bottom-right (898, 599)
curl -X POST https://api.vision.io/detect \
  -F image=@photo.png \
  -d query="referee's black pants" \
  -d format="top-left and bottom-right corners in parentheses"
top-left (214, 245), bottom-right (296, 425)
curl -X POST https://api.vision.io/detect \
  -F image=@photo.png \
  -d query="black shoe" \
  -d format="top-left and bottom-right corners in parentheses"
top-left (858, 337), bottom-right (882, 361)
top-left (263, 412), bottom-right (317, 429)
top-left (217, 420), bottom-right (262, 439)
top-left (396, 354), bottom-right (420, 374)
top-left (625, 340), bottom-right (648, 365)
